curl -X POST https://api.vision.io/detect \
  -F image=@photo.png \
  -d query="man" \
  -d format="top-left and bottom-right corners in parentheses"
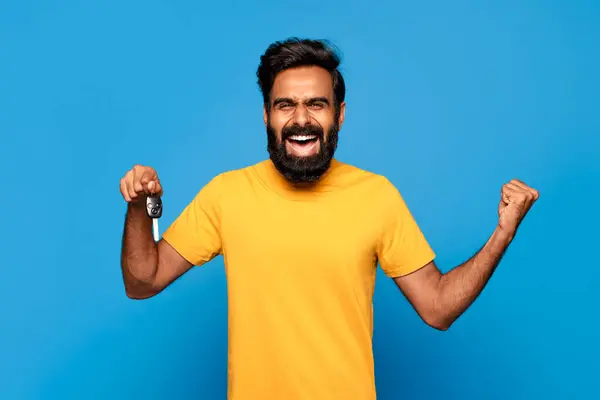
top-left (119, 38), bottom-right (539, 400)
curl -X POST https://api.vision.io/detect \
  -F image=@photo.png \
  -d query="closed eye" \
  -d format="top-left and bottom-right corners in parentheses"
top-left (273, 98), bottom-right (296, 110)
top-left (306, 97), bottom-right (329, 110)
top-left (273, 97), bottom-right (330, 111)
top-left (307, 101), bottom-right (325, 109)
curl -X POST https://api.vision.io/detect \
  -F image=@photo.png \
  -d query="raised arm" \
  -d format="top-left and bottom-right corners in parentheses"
top-left (378, 178), bottom-right (539, 330)
top-left (393, 227), bottom-right (512, 330)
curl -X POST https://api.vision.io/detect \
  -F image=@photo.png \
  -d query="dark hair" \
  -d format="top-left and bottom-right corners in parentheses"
top-left (256, 38), bottom-right (346, 111)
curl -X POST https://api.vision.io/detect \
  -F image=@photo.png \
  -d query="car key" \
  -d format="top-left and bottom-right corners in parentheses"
top-left (146, 195), bottom-right (162, 242)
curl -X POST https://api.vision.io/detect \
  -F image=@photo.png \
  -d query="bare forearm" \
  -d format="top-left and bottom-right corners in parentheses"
top-left (121, 204), bottom-right (159, 296)
top-left (434, 227), bottom-right (514, 328)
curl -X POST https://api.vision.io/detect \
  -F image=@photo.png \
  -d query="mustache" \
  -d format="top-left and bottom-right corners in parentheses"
top-left (281, 124), bottom-right (324, 141)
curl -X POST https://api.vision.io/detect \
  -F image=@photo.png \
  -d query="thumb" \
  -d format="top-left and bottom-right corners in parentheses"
top-left (148, 180), bottom-right (163, 195)
top-left (140, 174), bottom-right (153, 184)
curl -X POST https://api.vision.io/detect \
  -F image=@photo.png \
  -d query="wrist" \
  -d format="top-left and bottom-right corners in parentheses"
top-left (493, 225), bottom-right (515, 245)
top-left (128, 200), bottom-right (147, 215)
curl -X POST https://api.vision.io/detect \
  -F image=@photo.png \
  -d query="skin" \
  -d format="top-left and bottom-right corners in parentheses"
top-left (394, 179), bottom-right (538, 330)
top-left (119, 167), bottom-right (192, 299)
top-left (264, 66), bottom-right (345, 158)
top-left (119, 66), bottom-right (539, 333)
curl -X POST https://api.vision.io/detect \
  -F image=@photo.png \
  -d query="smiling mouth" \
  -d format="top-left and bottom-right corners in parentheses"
top-left (285, 134), bottom-right (320, 156)
top-left (287, 134), bottom-right (319, 144)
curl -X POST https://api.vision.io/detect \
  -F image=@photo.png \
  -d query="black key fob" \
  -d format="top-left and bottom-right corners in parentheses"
top-left (146, 195), bottom-right (162, 218)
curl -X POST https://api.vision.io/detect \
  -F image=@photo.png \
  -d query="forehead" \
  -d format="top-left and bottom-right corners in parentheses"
top-left (270, 66), bottom-right (333, 101)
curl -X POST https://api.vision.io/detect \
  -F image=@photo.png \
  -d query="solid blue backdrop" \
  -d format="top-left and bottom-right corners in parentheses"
top-left (1, 1), bottom-right (598, 399)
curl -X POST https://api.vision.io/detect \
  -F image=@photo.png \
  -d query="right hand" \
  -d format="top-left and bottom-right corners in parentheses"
top-left (119, 164), bottom-right (163, 206)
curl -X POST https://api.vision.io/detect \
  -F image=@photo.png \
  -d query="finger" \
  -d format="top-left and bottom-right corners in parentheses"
top-left (509, 179), bottom-right (529, 191)
top-left (511, 180), bottom-right (535, 198)
top-left (147, 180), bottom-right (160, 194)
top-left (139, 174), bottom-right (152, 195)
top-left (125, 170), bottom-right (139, 200)
top-left (139, 169), bottom-right (154, 185)
top-left (151, 180), bottom-right (163, 196)
top-left (510, 179), bottom-right (539, 200)
top-left (501, 191), bottom-right (510, 205)
top-left (505, 182), bottom-right (524, 192)
top-left (501, 183), bottom-right (516, 197)
top-left (507, 183), bottom-right (534, 206)
top-left (502, 184), bottom-right (526, 206)
top-left (146, 180), bottom-right (163, 196)
top-left (120, 178), bottom-right (131, 202)
top-left (132, 168), bottom-right (145, 194)
top-left (139, 169), bottom-right (159, 195)
top-left (507, 182), bottom-right (531, 197)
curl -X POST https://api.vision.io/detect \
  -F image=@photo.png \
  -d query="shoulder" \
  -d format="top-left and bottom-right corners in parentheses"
top-left (333, 159), bottom-right (400, 195)
top-left (212, 161), bottom-right (265, 186)
top-left (198, 160), bottom-right (265, 194)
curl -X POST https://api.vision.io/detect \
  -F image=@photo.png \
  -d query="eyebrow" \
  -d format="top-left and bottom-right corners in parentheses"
top-left (273, 96), bottom-right (330, 106)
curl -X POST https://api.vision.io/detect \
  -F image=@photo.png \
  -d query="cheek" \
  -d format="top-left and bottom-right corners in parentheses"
top-left (312, 110), bottom-right (336, 128)
top-left (268, 115), bottom-right (288, 132)
top-left (266, 120), bottom-right (283, 140)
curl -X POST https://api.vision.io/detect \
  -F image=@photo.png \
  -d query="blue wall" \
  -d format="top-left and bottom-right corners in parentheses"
top-left (1, 1), bottom-right (598, 398)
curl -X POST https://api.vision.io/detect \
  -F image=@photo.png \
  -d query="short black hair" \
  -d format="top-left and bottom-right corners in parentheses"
top-left (256, 38), bottom-right (346, 110)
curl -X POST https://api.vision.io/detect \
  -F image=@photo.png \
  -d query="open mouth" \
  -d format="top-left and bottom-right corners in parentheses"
top-left (286, 134), bottom-right (319, 144)
top-left (285, 134), bottom-right (320, 156)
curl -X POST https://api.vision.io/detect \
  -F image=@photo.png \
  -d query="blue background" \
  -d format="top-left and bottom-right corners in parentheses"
top-left (1, 0), bottom-right (598, 399)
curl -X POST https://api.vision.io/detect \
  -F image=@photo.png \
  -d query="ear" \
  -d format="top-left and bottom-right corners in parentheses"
top-left (338, 101), bottom-right (346, 128)
top-left (263, 105), bottom-right (268, 126)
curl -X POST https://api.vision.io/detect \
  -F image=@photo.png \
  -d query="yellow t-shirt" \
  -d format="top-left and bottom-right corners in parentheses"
top-left (162, 158), bottom-right (435, 400)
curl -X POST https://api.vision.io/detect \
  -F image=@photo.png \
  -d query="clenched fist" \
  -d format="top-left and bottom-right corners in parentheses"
top-left (119, 164), bottom-right (163, 206)
top-left (498, 179), bottom-right (539, 234)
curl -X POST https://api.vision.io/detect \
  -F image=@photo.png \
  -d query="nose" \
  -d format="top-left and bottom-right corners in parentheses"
top-left (291, 104), bottom-right (311, 126)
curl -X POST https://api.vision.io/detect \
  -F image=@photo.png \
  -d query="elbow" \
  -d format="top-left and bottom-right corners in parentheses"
top-left (125, 289), bottom-right (155, 300)
top-left (423, 312), bottom-right (454, 331)
top-left (428, 319), bottom-right (452, 331)
top-left (124, 281), bottom-right (160, 300)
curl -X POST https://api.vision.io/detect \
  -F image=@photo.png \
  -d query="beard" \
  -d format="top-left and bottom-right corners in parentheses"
top-left (267, 117), bottom-right (339, 184)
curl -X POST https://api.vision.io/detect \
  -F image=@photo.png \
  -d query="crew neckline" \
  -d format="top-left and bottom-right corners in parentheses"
top-left (254, 158), bottom-right (343, 201)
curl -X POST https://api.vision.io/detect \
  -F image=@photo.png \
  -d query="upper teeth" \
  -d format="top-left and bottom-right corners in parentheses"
top-left (289, 135), bottom-right (316, 141)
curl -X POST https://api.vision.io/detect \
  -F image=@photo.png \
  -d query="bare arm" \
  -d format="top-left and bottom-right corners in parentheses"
top-left (119, 164), bottom-right (195, 299)
top-left (120, 205), bottom-right (194, 299)
top-left (120, 203), bottom-right (194, 299)
top-left (393, 179), bottom-right (539, 330)
top-left (394, 227), bottom-right (512, 330)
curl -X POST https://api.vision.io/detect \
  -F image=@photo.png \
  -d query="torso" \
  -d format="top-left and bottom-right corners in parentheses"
top-left (218, 159), bottom-right (389, 400)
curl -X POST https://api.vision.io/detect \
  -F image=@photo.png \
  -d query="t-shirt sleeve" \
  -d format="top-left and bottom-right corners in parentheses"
top-left (161, 175), bottom-right (223, 267)
top-left (376, 177), bottom-right (436, 278)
